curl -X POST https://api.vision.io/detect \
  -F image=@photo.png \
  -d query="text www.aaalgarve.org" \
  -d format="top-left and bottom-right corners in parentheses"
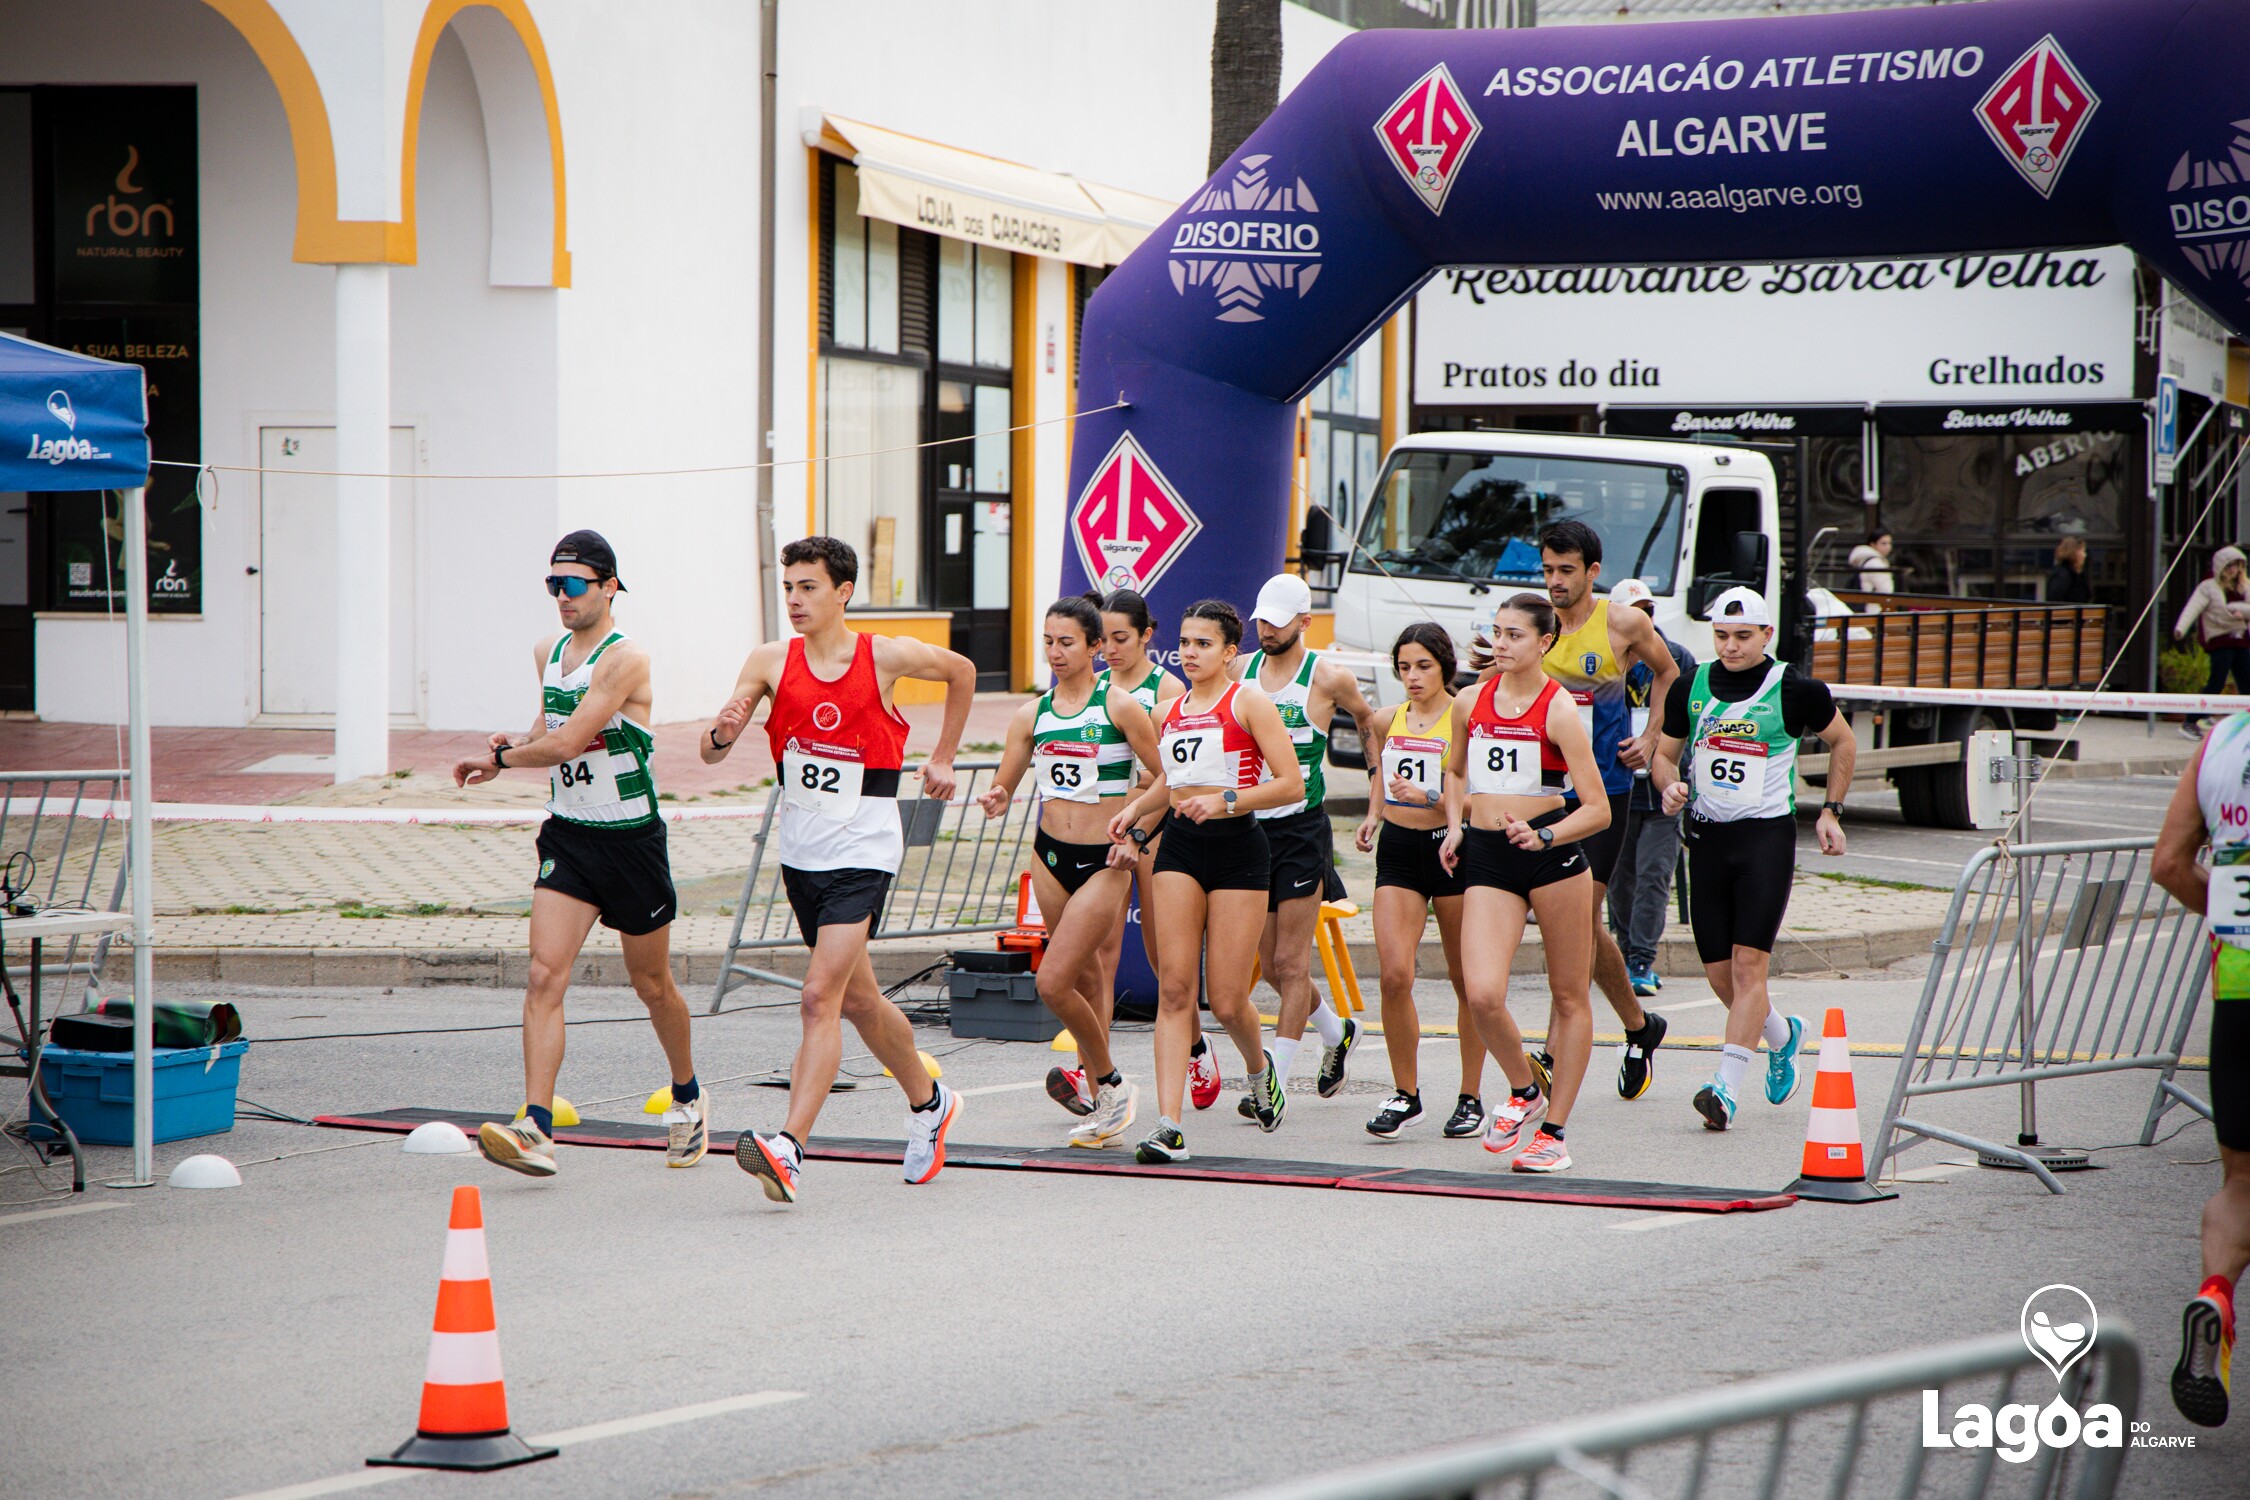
top-left (1597, 181), bottom-right (1865, 212)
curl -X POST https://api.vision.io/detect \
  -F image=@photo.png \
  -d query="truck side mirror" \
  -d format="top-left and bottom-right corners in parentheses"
top-left (1688, 531), bottom-right (1772, 618)
top-left (1730, 529), bottom-right (1769, 584)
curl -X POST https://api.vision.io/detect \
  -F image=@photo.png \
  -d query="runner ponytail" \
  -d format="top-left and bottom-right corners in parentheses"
top-left (1470, 593), bottom-right (1561, 670)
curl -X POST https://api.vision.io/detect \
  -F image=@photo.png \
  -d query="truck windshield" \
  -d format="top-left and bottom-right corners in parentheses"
top-left (1351, 449), bottom-right (1687, 593)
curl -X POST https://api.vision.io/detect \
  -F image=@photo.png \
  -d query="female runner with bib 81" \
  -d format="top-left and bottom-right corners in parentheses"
top-left (1107, 600), bottom-right (1304, 1165)
top-left (1440, 593), bottom-right (1610, 1175)
top-left (978, 598), bottom-right (1163, 1148)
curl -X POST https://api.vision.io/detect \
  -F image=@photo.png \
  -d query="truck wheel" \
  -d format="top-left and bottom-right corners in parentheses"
top-left (1926, 708), bottom-right (2008, 830)
top-left (1893, 765), bottom-right (1941, 827)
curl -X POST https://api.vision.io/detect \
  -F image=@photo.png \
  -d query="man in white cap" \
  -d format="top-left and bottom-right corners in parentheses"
top-left (1650, 585), bottom-right (1857, 1132)
top-left (1604, 577), bottom-right (1696, 997)
top-left (1231, 571), bottom-right (1380, 1111)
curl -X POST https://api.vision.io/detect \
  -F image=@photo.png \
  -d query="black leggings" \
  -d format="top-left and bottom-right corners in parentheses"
top-left (1684, 813), bottom-right (1796, 963)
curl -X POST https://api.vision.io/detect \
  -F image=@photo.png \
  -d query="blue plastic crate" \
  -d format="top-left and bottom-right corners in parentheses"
top-left (31, 1040), bottom-right (249, 1145)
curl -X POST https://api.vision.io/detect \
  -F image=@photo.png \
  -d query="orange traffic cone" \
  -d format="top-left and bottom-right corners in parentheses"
top-left (368, 1186), bottom-right (557, 1471)
top-left (1784, 1008), bottom-right (1897, 1204)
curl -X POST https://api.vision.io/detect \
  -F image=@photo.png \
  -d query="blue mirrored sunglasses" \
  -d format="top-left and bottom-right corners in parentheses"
top-left (545, 574), bottom-right (601, 598)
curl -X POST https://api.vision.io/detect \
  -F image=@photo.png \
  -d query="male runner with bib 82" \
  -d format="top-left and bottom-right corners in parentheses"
top-left (703, 536), bottom-right (977, 1204)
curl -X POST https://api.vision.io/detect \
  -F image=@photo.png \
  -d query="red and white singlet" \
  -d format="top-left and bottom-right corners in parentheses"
top-left (767, 633), bottom-right (910, 872)
top-left (1159, 683), bottom-right (1264, 792)
top-left (1465, 675), bottom-right (1570, 798)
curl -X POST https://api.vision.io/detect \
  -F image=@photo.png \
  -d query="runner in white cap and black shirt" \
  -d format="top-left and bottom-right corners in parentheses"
top-left (1649, 586), bottom-right (1856, 1131)
top-left (1235, 571), bottom-right (1380, 1112)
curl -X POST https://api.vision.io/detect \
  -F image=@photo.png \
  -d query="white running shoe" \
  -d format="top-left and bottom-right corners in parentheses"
top-left (664, 1092), bottom-right (709, 1167)
top-left (478, 1117), bottom-right (556, 1178)
top-left (1069, 1079), bottom-right (1138, 1148)
top-left (903, 1082), bottom-right (960, 1184)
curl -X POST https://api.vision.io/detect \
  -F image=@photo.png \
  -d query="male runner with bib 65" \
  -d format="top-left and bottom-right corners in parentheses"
top-left (703, 536), bottom-right (977, 1204)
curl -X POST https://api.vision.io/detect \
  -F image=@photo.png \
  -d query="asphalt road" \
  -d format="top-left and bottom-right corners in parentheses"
top-left (1, 964), bottom-right (2238, 1500)
top-left (1817, 772), bottom-right (2180, 890)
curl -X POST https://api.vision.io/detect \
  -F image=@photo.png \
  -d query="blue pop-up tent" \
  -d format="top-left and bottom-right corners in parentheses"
top-left (0, 332), bottom-right (160, 1185)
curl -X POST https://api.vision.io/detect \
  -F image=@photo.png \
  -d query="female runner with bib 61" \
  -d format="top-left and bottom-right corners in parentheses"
top-left (1107, 600), bottom-right (1303, 1165)
top-left (977, 598), bottom-right (1162, 1148)
top-left (1441, 593), bottom-right (1610, 1174)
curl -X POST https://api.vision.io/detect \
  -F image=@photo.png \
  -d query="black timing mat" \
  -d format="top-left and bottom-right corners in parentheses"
top-left (316, 1106), bottom-right (1795, 1214)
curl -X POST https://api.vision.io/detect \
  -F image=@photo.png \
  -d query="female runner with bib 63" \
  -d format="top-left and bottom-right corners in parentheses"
top-left (1441, 593), bottom-right (1610, 1174)
top-left (1107, 600), bottom-right (1303, 1165)
top-left (977, 597), bottom-right (1162, 1148)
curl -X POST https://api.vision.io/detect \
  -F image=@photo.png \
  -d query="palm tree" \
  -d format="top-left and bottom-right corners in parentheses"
top-left (1208, 0), bottom-right (1282, 175)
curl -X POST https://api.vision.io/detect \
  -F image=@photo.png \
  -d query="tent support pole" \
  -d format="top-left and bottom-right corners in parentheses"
top-left (123, 485), bottom-right (156, 1186)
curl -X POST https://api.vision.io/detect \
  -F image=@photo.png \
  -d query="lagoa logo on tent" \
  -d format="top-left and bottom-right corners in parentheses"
top-left (1975, 35), bottom-right (2098, 199)
top-left (1921, 1286), bottom-right (2125, 1463)
top-left (1169, 154), bottom-right (1321, 323)
top-left (24, 386), bottom-right (109, 466)
top-left (1377, 64), bottom-right (1480, 216)
top-left (1069, 432), bottom-right (1203, 593)
top-left (2163, 118), bottom-right (2250, 292)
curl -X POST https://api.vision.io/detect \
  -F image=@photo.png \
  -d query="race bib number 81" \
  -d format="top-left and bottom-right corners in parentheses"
top-left (1466, 724), bottom-right (1541, 797)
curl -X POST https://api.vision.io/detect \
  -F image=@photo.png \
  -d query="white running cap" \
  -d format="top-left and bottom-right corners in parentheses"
top-left (1250, 572), bottom-right (1314, 626)
top-left (1706, 586), bottom-right (1772, 627)
top-left (1610, 577), bottom-right (1655, 611)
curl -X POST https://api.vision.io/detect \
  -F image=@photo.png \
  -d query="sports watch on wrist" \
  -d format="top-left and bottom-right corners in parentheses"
top-left (1223, 788), bottom-right (1239, 812)
top-left (1536, 826), bottom-right (1554, 848)
top-left (491, 744), bottom-right (507, 769)
top-left (1128, 825), bottom-right (1151, 848)
top-left (1822, 800), bottom-right (1846, 818)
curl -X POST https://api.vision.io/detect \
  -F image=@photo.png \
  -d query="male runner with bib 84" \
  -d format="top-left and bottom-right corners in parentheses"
top-left (456, 532), bottom-right (705, 1179)
top-left (703, 537), bottom-right (977, 1204)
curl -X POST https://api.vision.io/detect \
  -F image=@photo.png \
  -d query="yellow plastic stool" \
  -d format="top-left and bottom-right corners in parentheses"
top-left (1314, 900), bottom-right (1365, 1016)
top-left (1249, 900), bottom-right (1364, 1019)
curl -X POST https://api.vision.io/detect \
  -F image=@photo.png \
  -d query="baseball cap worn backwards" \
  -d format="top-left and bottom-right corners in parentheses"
top-left (1706, 585), bottom-right (1771, 626)
top-left (551, 530), bottom-right (625, 591)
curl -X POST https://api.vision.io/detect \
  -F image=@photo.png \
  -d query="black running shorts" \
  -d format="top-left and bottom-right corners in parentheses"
top-left (782, 864), bottom-right (894, 948)
top-left (1458, 814), bottom-right (1588, 900)
top-left (1683, 813), bottom-right (1797, 963)
top-left (1374, 821), bottom-right (1464, 901)
top-left (1563, 790), bottom-right (1633, 886)
top-left (2212, 997), bottom-right (2248, 1152)
top-left (1149, 810), bottom-right (1270, 893)
top-left (1033, 827), bottom-right (1113, 897)
top-left (1261, 806), bottom-right (1347, 910)
top-left (534, 816), bottom-right (676, 935)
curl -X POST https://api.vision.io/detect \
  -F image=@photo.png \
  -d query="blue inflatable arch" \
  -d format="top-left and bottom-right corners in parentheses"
top-left (1061, 0), bottom-right (2250, 621)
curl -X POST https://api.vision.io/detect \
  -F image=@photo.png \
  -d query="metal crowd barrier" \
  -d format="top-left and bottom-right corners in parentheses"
top-left (1229, 1325), bottom-right (2138, 1500)
top-left (1870, 837), bottom-right (2212, 1194)
top-left (0, 769), bottom-right (131, 1003)
top-left (708, 759), bottom-right (1037, 1004)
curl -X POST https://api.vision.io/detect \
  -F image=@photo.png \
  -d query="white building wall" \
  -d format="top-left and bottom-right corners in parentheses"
top-left (535, 0), bottom-right (762, 731)
top-left (21, 0), bottom-right (1353, 727)
top-left (769, 0), bottom-right (1353, 564)
top-left (21, 0), bottom-right (323, 727)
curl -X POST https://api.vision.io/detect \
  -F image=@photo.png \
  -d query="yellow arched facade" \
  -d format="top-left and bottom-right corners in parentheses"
top-left (199, 0), bottom-right (570, 286)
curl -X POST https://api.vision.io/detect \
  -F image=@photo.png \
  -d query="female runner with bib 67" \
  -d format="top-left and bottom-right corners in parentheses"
top-left (1107, 600), bottom-right (1304, 1165)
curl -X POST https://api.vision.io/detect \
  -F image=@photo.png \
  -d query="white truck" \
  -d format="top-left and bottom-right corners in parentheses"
top-left (1324, 429), bottom-right (2107, 829)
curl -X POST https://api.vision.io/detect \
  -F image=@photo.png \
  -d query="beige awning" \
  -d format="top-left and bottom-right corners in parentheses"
top-left (810, 114), bottom-right (1171, 268)
top-left (1079, 179), bottom-right (1176, 266)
